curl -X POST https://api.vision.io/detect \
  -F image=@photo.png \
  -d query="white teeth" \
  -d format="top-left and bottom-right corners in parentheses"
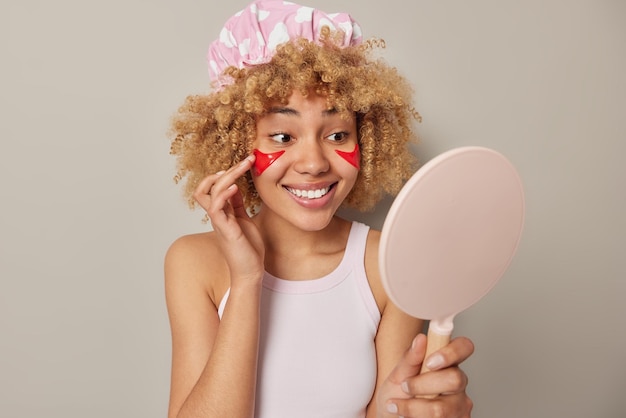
top-left (287, 186), bottom-right (330, 199)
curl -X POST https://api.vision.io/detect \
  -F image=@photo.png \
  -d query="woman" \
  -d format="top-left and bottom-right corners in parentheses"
top-left (165, 1), bottom-right (474, 417)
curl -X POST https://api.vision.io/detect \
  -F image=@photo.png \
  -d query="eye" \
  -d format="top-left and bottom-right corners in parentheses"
top-left (326, 131), bottom-right (349, 142)
top-left (269, 133), bottom-right (292, 143)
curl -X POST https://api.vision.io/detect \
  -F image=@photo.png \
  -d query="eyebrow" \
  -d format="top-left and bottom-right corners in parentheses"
top-left (267, 106), bottom-right (339, 117)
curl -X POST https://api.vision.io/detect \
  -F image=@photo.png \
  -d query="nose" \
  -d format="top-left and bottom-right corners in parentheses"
top-left (293, 139), bottom-right (330, 175)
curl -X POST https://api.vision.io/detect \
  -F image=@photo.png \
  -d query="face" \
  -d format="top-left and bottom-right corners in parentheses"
top-left (251, 90), bottom-right (360, 231)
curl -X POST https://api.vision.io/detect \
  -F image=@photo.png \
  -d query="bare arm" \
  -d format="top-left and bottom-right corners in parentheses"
top-left (367, 300), bottom-right (424, 417)
top-left (165, 234), bottom-right (262, 418)
top-left (364, 230), bottom-right (475, 418)
top-left (364, 230), bottom-right (424, 417)
top-left (166, 156), bottom-right (265, 417)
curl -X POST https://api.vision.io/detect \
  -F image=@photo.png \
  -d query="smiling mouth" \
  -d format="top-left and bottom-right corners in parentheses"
top-left (285, 184), bottom-right (335, 199)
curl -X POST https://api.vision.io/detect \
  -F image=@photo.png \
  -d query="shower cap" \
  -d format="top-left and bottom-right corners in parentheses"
top-left (207, 0), bottom-right (363, 87)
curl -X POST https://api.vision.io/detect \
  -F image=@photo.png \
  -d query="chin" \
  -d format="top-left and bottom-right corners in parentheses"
top-left (289, 211), bottom-right (338, 232)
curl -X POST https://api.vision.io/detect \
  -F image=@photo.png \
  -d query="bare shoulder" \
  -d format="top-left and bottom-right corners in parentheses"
top-left (164, 231), bottom-right (230, 308)
top-left (165, 231), bottom-right (221, 263)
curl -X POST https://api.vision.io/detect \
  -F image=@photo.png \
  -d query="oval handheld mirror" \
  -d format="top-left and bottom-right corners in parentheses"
top-left (379, 146), bottom-right (525, 373)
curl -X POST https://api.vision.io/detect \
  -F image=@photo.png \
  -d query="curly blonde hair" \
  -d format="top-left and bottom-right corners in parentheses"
top-left (169, 28), bottom-right (421, 213)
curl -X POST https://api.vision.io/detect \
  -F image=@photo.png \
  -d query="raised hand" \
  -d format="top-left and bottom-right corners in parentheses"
top-left (193, 155), bottom-right (265, 283)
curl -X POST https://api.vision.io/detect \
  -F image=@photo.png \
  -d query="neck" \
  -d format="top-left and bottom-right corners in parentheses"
top-left (252, 210), bottom-right (352, 280)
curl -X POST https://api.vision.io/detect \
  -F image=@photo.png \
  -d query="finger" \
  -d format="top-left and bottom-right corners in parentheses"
top-left (194, 170), bottom-right (224, 194)
top-left (211, 156), bottom-right (253, 203)
top-left (193, 171), bottom-right (226, 209)
top-left (215, 154), bottom-right (255, 193)
top-left (391, 392), bottom-right (473, 418)
top-left (228, 185), bottom-right (248, 219)
top-left (423, 336), bottom-right (475, 372)
top-left (214, 185), bottom-right (240, 220)
top-left (386, 334), bottom-right (427, 386)
top-left (401, 367), bottom-right (469, 397)
top-left (193, 155), bottom-right (255, 214)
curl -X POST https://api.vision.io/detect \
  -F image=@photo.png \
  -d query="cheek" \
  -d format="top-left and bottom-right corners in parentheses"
top-left (335, 143), bottom-right (360, 170)
top-left (252, 149), bottom-right (285, 176)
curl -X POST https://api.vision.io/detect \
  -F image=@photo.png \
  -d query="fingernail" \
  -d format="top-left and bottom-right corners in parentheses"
top-left (425, 353), bottom-right (444, 370)
top-left (401, 381), bottom-right (410, 394)
top-left (411, 335), bottom-right (419, 350)
top-left (386, 403), bottom-right (398, 414)
top-left (216, 170), bottom-right (225, 176)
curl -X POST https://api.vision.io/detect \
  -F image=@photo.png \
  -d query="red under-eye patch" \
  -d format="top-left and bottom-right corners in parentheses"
top-left (335, 143), bottom-right (360, 169)
top-left (252, 149), bottom-right (285, 176)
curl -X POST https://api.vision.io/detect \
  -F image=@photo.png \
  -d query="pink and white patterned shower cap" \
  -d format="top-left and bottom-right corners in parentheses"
top-left (207, 0), bottom-right (363, 87)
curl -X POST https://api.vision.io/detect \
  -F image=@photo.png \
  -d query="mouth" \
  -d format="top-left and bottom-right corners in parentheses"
top-left (284, 183), bottom-right (336, 200)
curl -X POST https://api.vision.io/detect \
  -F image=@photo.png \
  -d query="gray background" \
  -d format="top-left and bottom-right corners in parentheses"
top-left (2, 0), bottom-right (624, 417)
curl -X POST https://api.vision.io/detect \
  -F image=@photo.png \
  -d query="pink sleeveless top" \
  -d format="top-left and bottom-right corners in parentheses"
top-left (218, 221), bottom-right (381, 417)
